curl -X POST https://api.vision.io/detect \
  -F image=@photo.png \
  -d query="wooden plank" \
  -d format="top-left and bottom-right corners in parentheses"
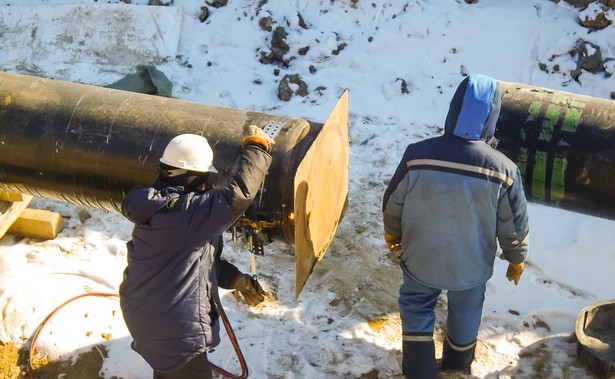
top-left (0, 189), bottom-right (24, 202)
top-left (0, 194), bottom-right (33, 239)
top-left (294, 90), bottom-right (349, 298)
top-left (7, 208), bottom-right (64, 240)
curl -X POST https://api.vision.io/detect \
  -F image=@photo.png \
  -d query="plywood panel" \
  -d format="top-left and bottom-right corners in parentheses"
top-left (294, 91), bottom-right (349, 298)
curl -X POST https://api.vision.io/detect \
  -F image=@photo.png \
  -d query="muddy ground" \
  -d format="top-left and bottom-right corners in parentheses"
top-left (0, 341), bottom-right (106, 379)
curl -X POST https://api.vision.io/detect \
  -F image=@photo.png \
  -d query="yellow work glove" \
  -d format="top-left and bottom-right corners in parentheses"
top-left (384, 232), bottom-right (401, 253)
top-left (506, 262), bottom-right (525, 285)
top-left (241, 124), bottom-right (275, 152)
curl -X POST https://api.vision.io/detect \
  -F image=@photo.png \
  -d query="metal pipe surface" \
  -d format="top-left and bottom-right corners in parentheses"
top-left (0, 71), bottom-right (312, 240)
top-left (0, 72), bottom-right (350, 297)
top-left (497, 81), bottom-right (615, 220)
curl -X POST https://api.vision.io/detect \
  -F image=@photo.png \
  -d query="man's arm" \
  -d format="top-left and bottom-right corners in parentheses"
top-left (383, 148), bottom-right (412, 240)
top-left (497, 167), bottom-right (530, 285)
top-left (497, 167), bottom-right (530, 264)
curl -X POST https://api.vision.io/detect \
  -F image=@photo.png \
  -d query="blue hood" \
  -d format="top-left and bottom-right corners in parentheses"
top-left (444, 74), bottom-right (502, 143)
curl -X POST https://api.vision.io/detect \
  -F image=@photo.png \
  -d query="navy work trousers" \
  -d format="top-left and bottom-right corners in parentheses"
top-left (399, 272), bottom-right (486, 344)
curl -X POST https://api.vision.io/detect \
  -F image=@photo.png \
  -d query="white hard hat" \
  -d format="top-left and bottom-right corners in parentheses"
top-left (159, 134), bottom-right (218, 173)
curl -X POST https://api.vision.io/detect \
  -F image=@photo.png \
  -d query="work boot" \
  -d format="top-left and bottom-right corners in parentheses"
top-left (440, 335), bottom-right (475, 374)
top-left (402, 338), bottom-right (437, 379)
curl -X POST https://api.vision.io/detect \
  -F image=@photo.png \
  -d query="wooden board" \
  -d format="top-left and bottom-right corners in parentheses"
top-left (0, 189), bottom-right (26, 202)
top-left (294, 91), bottom-right (349, 298)
top-left (0, 191), bottom-right (63, 240)
top-left (8, 208), bottom-right (64, 240)
top-left (0, 194), bottom-right (33, 239)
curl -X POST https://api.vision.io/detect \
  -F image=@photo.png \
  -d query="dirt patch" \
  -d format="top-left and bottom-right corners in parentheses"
top-left (0, 341), bottom-right (107, 379)
top-left (0, 342), bottom-right (22, 379)
top-left (29, 345), bottom-right (107, 379)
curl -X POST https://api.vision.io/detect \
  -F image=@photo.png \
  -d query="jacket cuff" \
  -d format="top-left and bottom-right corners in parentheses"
top-left (241, 136), bottom-right (269, 152)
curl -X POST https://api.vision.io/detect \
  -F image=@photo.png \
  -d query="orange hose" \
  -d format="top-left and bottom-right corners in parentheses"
top-left (27, 292), bottom-right (249, 379)
top-left (211, 294), bottom-right (249, 379)
top-left (27, 292), bottom-right (119, 379)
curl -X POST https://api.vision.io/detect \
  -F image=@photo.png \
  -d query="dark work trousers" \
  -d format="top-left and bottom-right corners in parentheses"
top-left (398, 272), bottom-right (486, 379)
top-left (153, 352), bottom-right (213, 379)
top-left (399, 272), bottom-right (486, 347)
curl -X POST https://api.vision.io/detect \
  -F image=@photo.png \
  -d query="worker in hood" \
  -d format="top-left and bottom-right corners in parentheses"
top-left (120, 126), bottom-right (274, 378)
top-left (382, 74), bottom-right (529, 378)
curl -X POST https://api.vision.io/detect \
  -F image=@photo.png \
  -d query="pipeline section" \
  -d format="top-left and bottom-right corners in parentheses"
top-left (497, 81), bottom-right (615, 220)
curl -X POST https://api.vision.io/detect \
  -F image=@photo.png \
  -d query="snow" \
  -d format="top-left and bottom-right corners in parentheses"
top-left (1, 0), bottom-right (614, 378)
top-left (0, 3), bottom-right (182, 85)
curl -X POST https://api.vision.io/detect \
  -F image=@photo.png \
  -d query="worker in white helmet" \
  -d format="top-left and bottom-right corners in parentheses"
top-left (119, 125), bottom-right (274, 379)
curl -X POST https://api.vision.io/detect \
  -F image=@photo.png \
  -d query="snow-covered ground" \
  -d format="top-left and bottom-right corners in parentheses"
top-left (1, 1), bottom-right (614, 378)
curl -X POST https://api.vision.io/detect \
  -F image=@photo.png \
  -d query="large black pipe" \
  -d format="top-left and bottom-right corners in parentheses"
top-left (0, 71), bottom-right (316, 242)
top-left (0, 71), bottom-right (350, 297)
top-left (6, 75), bottom-right (612, 241)
top-left (496, 81), bottom-right (615, 220)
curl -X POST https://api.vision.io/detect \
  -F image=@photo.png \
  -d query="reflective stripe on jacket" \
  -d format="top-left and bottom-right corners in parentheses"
top-left (383, 75), bottom-right (529, 290)
top-left (383, 136), bottom-right (529, 290)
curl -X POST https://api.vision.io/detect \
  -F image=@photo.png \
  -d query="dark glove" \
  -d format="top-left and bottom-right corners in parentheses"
top-left (233, 273), bottom-right (266, 306)
top-left (241, 125), bottom-right (275, 152)
top-left (506, 262), bottom-right (524, 285)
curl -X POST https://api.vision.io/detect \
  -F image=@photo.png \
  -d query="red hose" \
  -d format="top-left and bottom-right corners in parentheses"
top-left (27, 292), bottom-right (119, 379)
top-left (27, 292), bottom-right (249, 379)
top-left (211, 294), bottom-right (249, 379)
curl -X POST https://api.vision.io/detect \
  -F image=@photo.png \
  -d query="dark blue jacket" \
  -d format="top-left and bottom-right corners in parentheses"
top-left (119, 145), bottom-right (271, 373)
top-left (383, 74), bottom-right (529, 290)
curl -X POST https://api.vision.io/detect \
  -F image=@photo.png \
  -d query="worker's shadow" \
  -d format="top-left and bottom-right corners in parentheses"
top-left (207, 202), bottom-right (408, 378)
top-left (18, 335), bottom-right (151, 379)
top-left (477, 334), bottom-right (597, 379)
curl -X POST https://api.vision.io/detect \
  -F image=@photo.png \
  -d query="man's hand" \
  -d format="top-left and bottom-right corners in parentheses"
top-left (384, 233), bottom-right (402, 264)
top-left (384, 232), bottom-right (401, 253)
top-left (233, 273), bottom-right (266, 306)
top-left (506, 262), bottom-right (525, 285)
top-left (242, 124), bottom-right (275, 152)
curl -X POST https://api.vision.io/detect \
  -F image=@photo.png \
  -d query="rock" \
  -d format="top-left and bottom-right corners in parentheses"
top-left (396, 78), bottom-right (409, 94)
top-left (148, 0), bottom-right (174, 5)
top-left (562, 0), bottom-right (596, 8)
top-left (570, 40), bottom-right (603, 81)
top-left (199, 6), bottom-right (209, 23)
top-left (579, 7), bottom-right (612, 29)
top-left (297, 12), bottom-right (308, 29)
top-left (259, 16), bottom-right (273, 31)
top-left (78, 209), bottom-right (92, 223)
top-left (271, 27), bottom-right (290, 61)
top-left (259, 26), bottom-right (290, 66)
top-left (604, 58), bottom-right (615, 77)
top-left (206, 0), bottom-right (228, 8)
top-left (277, 74), bottom-right (308, 101)
top-left (560, 0), bottom-right (615, 8)
top-left (575, 40), bottom-right (603, 74)
top-left (332, 42), bottom-right (347, 56)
